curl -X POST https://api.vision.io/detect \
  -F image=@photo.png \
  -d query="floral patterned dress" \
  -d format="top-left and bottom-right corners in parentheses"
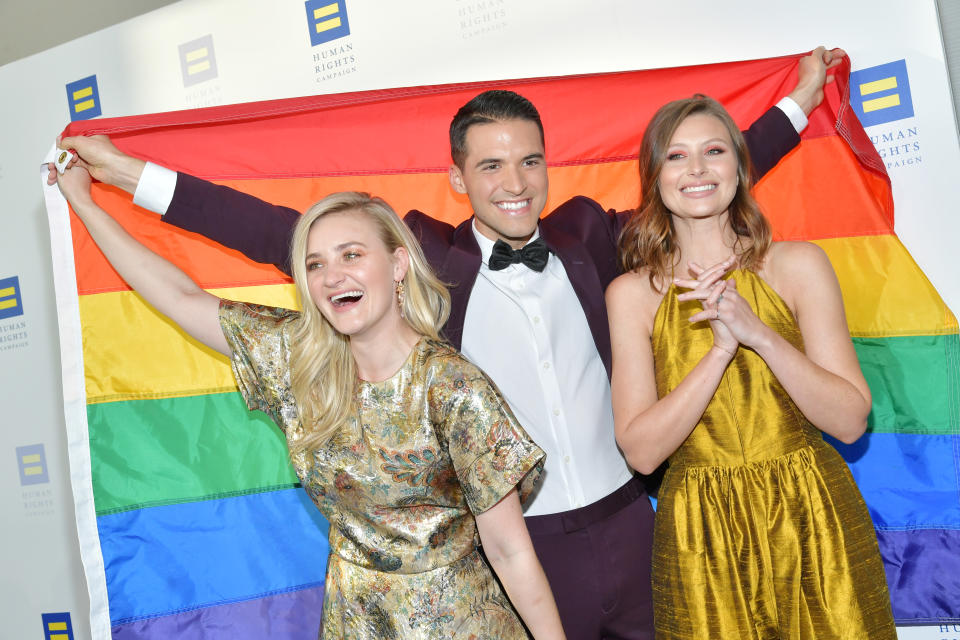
top-left (220, 300), bottom-right (545, 639)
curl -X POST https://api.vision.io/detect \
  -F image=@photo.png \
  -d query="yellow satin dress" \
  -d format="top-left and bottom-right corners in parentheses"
top-left (651, 269), bottom-right (896, 639)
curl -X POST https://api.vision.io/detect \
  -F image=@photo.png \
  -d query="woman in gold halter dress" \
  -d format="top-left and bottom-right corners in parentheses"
top-left (606, 96), bottom-right (897, 639)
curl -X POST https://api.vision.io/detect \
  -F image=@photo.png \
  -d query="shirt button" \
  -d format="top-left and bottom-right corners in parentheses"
top-left (533, 316), bottom-right (541, 324)
top-left (553, 408), bottom-right (560, 417)
top-left (517, 281), bottom-right (525, 289)
top-left (564, 455), bottom-right (571, 464)
top-left (543, 362), bottom-right (550, 370)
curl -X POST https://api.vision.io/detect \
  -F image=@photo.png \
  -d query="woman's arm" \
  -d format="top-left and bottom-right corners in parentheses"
top-left (722, 242), bottom-right (870, 443)
top-left (607, 268), bottom-right (735, 474)
top-left (474, 489), bottom-right (566, 640)
top-left (51, 135), bottom-right (300, 273)
top-left (57, 166), bottom-right (229, 356)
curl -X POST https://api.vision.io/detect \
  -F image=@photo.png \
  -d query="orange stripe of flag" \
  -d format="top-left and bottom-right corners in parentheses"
top-left (77, 139), bottom-right (890, 295)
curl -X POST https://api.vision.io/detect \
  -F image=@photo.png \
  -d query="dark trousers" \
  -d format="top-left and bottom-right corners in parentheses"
top-left (525, 476), bottom-right (656, 640)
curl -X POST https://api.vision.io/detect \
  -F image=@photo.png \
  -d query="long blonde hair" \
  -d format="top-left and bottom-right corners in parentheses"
top-left (288, 192), bottom-right (450, 450)
top-left (618, 95), bottom-right (771, 289)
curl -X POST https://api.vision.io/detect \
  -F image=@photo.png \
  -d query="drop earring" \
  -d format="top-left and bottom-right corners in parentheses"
top-left (395, 280), bottom-right (405, 319)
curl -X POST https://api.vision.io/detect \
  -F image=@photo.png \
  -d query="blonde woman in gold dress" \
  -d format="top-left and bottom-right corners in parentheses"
top-left (56, 165), bottom-right (566, 640)
top-left (605, 96), bottom-right (896, 639)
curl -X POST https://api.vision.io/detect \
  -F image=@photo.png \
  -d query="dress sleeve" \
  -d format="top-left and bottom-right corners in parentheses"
top-left (218, 299), bottom-right (301, 433)
top-left (435, 356), bottom-right (545, 514)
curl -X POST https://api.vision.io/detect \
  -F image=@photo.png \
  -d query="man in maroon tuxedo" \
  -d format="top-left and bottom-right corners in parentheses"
top-left (53, 48), bottom-right (842, 639)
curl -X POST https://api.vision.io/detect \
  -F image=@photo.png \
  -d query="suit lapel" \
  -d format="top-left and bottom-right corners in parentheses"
top-left (439, 219), bottom-right (482, 350)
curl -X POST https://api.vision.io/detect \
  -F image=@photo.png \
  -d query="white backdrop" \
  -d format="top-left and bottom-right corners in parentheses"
top-left (1, 1), bottom-right (957, 638)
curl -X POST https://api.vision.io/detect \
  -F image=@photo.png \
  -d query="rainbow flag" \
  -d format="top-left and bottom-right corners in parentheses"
top-left (46, 53), bottom-right (959, 637)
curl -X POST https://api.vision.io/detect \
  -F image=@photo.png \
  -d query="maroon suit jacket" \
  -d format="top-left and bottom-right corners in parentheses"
top-left (163, 107), bottom-right (798, 377)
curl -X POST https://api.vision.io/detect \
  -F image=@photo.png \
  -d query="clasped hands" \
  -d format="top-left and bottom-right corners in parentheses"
top-left (673, 256), bottom-right (770, 357)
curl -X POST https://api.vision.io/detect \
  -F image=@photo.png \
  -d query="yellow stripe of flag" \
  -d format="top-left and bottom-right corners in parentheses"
top-left (814, 235), bottom-right (957, 338)
top-left (80, 284), bottom-right (298, 403)
top-left (78, 236), bottom-right (956, 401)
top-left (72, 86), bottom-right (93, 100)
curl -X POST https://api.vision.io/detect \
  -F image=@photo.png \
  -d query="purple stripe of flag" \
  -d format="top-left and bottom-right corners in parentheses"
top-left (111, 584), bottom-right (325, 639)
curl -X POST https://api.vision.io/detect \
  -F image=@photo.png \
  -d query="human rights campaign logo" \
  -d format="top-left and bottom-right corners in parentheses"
top-left (0, 275), bottom-right (24, 320)
top-left (850, 60), bottom-right (914, 127)
top-left (179, 34), bottom-right (218, 87)
top-left (305, 0), bottom-right (350, 46)
top-left (41, 612), bottom-right (74, 640)
top-left (65, 75), bottom-right (102, 121)
top-left (17, 444), bottom-right (49, 486)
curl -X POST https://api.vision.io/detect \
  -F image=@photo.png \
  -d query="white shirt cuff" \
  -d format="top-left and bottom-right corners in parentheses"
top-left (132, 162), bottom-right (177, 214)
top-left (776, 96), bottom-right (808, 134)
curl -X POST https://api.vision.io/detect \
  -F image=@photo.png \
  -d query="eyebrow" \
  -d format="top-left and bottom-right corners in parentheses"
top-left (668, 138), bottom-right (730, 147)
top-left (305, 241), bottom-right (367, 260)
top-left (473, 152), bottom-right (545, 169)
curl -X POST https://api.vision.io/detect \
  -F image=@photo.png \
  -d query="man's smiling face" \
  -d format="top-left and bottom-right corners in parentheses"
top-left (449, 118), bottom-right (549, 249)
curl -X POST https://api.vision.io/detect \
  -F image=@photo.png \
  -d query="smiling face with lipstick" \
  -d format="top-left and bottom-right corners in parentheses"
top-left (658, 112), bottom-right (740, 225)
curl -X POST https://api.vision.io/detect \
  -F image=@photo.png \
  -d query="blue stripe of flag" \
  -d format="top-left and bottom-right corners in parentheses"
top-left (99, 487), bottom-right (329, 624)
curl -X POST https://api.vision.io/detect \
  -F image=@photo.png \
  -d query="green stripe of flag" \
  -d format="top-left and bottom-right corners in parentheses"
top-left (89, 392), bottom-right (298, 515)
top-left (87, 333), bottom-right (958, 514)
top-left (855, 333), bottom-right (960, 435)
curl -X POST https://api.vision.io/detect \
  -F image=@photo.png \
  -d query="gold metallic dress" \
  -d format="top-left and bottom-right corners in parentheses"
top-left (220, 301), bottom-right (545, 640)
top-left (651, 269), bottom-right (896, 639)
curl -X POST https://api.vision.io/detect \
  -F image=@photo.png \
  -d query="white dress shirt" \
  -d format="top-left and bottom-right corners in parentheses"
top-left (462, 225), bottom-right (633, 516)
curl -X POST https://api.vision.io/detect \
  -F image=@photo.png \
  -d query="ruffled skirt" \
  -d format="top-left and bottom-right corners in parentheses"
top-left (652, 442), bottom-right (896, 639)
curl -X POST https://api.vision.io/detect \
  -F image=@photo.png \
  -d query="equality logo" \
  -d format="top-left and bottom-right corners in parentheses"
top-left (42, 612), bottom-right (74, 640)
top-left (179, 34), bottom-right (218, 87)
top-left (305, 0), bottom-right (350, 46)
top-left (849, 60), bottom-right (914, 127)
top-left (65, 75), bottom-right (102, 121)
top-left (0, 275), bottom-right (24, 320)
top-left (17, 444), bottom-right (49, 486)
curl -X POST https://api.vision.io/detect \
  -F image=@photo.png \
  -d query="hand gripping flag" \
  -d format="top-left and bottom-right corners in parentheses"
top-left (46, 53), bottom-right (959, 638)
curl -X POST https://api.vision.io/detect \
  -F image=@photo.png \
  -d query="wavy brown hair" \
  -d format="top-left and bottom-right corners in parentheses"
top-left (618, 95), bottom-right (771, 290)
top-left (288, 192), bottom-right (450, 451)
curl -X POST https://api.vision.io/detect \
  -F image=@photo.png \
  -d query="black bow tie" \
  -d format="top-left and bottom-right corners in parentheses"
top-left (488, 238), bottom-right (550, 272)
